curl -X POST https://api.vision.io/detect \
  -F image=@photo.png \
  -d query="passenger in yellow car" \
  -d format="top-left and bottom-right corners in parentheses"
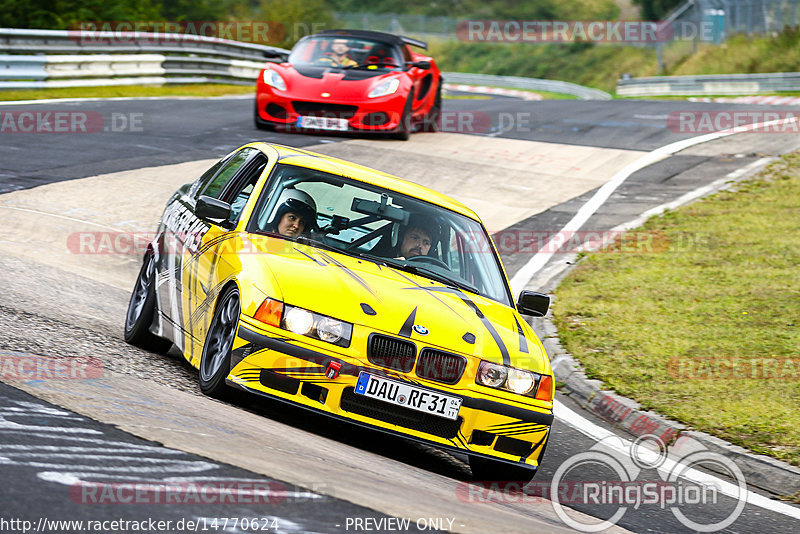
top-left (266, 189), bottom-right (318, 238)
top-left (320, 39), bottom-right (358, 67)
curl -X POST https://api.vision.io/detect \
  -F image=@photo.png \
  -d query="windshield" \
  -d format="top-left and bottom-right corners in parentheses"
top-left (248, 164), bottom-right (512, 306)
top-left (288, 35), bottom-right (404, 70)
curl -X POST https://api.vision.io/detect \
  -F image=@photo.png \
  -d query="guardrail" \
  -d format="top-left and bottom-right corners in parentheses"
top-left (1, 28), bottom-right (610, 98)
top-left (617, 72), bottom-right (800, 96)
top-left (443, 72), bottom-right (612, 100)
top-left (0, 27), bottom-right (286, 88)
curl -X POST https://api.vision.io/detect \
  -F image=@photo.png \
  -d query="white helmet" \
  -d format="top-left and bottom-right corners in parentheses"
top-left (270, 189), bottom-right (318, 231)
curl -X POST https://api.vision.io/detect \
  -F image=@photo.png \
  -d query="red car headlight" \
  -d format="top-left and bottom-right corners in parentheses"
top-left (368, 78), bottom-right (400, 98)
top-left (262, 68), bottom-right (286, 91)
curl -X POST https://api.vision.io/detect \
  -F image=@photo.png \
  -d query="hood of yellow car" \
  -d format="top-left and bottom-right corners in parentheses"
top-left (245, 236), bottom-right (548, 374)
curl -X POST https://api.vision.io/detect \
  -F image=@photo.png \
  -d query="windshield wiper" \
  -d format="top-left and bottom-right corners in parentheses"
top-left (381, 259), bottom-right (479, 294)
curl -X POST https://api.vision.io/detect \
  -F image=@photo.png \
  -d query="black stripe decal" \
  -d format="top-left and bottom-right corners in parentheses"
top-left (524, 432), bottom-right (549, 461)
top-left (316, 250), bottom-right (378, 299)
top-left (294, 247), bottom-right (326, 266)
top-left (455, 290), bottom-right (510, 366)
top-left (394, 271), bottom-right (465, 319)
top-left (494, 426), bottom-right (549, 437)
top-left (401, 284), bottom-right (511, 365)
top-left (399, 307), bottom-right (417, 338)
top-left (489, 420), bottom-right (534, 429)
top-left (514, 315), bottom-right (529, 354)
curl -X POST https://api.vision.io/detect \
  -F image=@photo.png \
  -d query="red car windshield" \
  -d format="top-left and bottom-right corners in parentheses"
top-left (288, 36), bottom-right (404, 69)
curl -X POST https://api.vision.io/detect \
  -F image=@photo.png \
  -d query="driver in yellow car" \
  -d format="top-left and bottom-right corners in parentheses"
top-left (397, 215), bottom-right (438, 259)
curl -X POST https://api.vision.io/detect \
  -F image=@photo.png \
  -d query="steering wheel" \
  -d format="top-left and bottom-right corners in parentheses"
top-left (406, 255), bottom-right (450, 270)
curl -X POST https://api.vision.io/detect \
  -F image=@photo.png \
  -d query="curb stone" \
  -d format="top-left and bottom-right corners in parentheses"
top-left (522, 154), bottom-right (800, 498)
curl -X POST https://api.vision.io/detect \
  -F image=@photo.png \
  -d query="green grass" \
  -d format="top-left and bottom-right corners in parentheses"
top-left (430, 27), bottom-right (800, 95)
top-left (621, 92), bottom-right (800, 100)
top-left (553, 152), bottom-right (800, 465)
top-left (443, 93), bottom-right (493, 100)
top-left (445, 87), bottom-right (577, 100)
top-left (0, 84), bottom-right (255, 101)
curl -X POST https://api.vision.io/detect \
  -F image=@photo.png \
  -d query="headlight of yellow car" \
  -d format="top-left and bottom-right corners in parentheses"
top-left (476, 361), bottom-right (553, 401)
top-left (255, 298), bottom-right (352, 347)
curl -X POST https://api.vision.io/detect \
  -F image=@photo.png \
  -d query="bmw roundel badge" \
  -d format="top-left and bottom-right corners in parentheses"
top-left (412, 324), bottom-right (429, 336)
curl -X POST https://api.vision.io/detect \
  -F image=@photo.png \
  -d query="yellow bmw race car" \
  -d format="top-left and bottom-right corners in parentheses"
top-left (124, 142), bottom-right (554, 482)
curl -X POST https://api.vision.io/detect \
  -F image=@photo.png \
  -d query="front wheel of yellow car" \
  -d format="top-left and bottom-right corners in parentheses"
top-left (199, 286), bottom-right (240, 398)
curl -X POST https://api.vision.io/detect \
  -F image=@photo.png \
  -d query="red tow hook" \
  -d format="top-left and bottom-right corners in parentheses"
top-left (325, 361), bottom-right (341, 379)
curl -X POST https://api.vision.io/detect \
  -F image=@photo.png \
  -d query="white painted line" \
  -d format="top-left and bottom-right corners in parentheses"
top-left (509, 115), bottom-right (799, 295)
top-left (0, 206), bottom-right (121, 231)
top-left (529, 156), bottom-right (775, 291)
top-left (555, 399), bottom-right (800, 520)
top-left (613, 157), bottom-right (774, 232)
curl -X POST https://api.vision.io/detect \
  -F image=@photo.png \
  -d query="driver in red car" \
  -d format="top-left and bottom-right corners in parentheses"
top-left (321, 38), bottom-right (358, 67)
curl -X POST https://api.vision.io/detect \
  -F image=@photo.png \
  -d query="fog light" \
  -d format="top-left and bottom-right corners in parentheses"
top-left (284, 307), bottom-right (313, 335)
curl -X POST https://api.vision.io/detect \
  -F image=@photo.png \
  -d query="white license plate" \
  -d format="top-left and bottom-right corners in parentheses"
top-left (296, 115), bottom-right (348, 131)
top-left (354, 371), bottom-right (462, 420)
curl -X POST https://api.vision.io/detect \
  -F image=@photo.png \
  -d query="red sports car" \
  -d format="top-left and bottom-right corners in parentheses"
top-left (254, 29), bottom-right (442, 140)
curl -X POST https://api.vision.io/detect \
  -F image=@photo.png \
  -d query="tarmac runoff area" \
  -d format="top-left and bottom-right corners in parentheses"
top-left (2, 130), bottom-right (799, 527)
top-left (0, 132), bottom-right (646, 534)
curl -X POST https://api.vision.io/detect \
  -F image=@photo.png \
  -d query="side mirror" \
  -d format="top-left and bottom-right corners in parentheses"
top-left (412, 60), bottom-right (431, 70)
top-left (517, 291), bottom-right (550, 317)
top-left (196, 195), bottom-right (232, 222)
top-left (263, 49), bottom-right (288, 60)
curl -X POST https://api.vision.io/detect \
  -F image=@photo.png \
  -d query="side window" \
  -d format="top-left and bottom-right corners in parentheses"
top-left (225, 156), bottom-right (268, 222)
top-left (189, 154), bottom-right (232, 198)
top-left (201, 148), bottom-right (255, 200)
top-left (401, 45), bottom-right (412, 63)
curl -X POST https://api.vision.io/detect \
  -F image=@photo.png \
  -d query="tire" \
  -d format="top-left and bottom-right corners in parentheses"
top-left (254, 102), bottom-right (275, 131)
top-left (199, 286), bottom-right (240, 398)
top-left (421, 82), bottom-right (442, 133)
top-left (393, 90), bottom-right (413, 141)
top-left (469, 456), bottom-right (537, 484)
top-left (124, 253), bottom-right (172, 353)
